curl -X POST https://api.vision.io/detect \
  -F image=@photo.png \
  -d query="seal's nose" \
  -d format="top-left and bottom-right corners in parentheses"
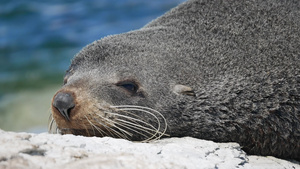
top-left (52, 92), bottom-right (75, 121)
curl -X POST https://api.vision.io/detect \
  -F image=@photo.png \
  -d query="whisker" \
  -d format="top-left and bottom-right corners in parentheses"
top-left (48, 118), bottom-right (53, 132)
top-left (49, 104), bottom-right (168, 142)
top-left (48, 114), bottom-right (57, 134)
top-left (115, 108), bottom-right (160, 128)
top-left (110, 125), bottom-right (133, 139)
top-left (114, 120), bottom-right (155, 141)
top-left (105, 107), bottom-right (165, 140)
top-left (48, 114), bottom-right (53, 131)
top-left (48, 108), bottom-right (62, 135)
top-left (56, 127), bottom-right (60, 134)
top-left (115, 118), bottom-right (160, 136)
top-left (102, 110), bottom-right (157, 131)
top-left (90, 113), bottom-right (131, 139)
top-left (98, 108), bottom-right (164, 141)
top-left (84, 115), bottom-right (101, 137)
top-left (48, 107), bottom-right (54, 133)
top-left (78, 118), bottom-right (91, 137)
top-left (114, 107), bottom-right (163, 138)
top-left (89, 115), bottom-right (116, 137)
top-left (96, 105), bottom-right (162, 140)
top-left (96, 105), bottom-right (146, 123)
top-left (110, 105), bottom-right (168, 141)
top-left (114, 118), bottom-right (163, 141)
top-left (93, 113), bottom-right (132, 140)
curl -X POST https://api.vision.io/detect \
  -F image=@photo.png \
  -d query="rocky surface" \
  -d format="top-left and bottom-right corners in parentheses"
top-left (0, 129), bottom-right (299, 169)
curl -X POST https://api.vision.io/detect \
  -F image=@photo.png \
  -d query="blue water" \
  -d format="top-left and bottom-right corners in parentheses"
top-left (0, 0), bottom-right (185, 93)
top-left (0, 0), bottom-right (185, 132)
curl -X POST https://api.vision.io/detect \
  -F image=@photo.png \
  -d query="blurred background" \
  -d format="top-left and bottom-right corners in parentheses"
top-left (0, 0), bottom-right (185, 133)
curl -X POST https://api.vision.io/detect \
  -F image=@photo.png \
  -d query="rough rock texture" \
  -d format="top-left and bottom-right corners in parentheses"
top-left (0, 129), bottom-right (299, 169)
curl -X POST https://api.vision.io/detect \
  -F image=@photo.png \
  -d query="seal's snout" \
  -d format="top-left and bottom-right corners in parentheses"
top-left (52, 92), bottom-right (75, 121)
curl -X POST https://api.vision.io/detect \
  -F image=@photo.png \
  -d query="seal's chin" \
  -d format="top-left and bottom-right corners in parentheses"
top-left (49, 104), bottom-right (168, 142)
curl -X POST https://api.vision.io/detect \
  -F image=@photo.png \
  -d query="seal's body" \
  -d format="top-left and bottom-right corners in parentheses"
top-left (50, 0), bottom-right (300, 161)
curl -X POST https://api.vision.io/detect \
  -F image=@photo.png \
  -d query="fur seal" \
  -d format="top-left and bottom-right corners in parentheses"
top-left (49, 0), bottom-right (300, 161)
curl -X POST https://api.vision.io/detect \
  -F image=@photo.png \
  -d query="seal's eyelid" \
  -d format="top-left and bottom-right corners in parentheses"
top-left (116, 81), bottom-right (139, 93)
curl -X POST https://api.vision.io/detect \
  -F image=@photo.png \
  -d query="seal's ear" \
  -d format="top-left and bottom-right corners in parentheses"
top-left (173, 84), bottom-right (195, 96)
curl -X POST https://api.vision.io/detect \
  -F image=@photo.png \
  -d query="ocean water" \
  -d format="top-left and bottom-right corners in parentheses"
top-left (0, 0), bottom-right (185, 133)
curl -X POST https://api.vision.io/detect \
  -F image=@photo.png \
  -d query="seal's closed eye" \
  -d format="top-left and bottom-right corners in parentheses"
top-left (116, 81), bottom-right (138, 93)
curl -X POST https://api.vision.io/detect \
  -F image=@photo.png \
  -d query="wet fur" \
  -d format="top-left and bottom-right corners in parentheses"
top-left (51, 0), bottom-right (300, 161)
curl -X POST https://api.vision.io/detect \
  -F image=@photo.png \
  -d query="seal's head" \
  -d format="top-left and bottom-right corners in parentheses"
top-left (50, 0), bottom-right (300, 161)
top-left (49, 30), bottom-right (197, 141)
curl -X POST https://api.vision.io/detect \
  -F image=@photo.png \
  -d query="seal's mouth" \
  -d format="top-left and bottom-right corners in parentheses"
top-left (49, 104), bottom-right (168, 142)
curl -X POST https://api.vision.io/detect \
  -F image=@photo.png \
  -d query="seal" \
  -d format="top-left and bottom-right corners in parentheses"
top-left (49, 0), bottom-right (300, 161)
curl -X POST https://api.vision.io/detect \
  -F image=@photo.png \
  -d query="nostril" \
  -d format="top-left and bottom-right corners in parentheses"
top-left (52, 92), bottom-right (75, 121)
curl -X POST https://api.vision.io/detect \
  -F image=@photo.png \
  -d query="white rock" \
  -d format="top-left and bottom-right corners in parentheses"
top-left (0, 129), bottom-right (299, 169)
